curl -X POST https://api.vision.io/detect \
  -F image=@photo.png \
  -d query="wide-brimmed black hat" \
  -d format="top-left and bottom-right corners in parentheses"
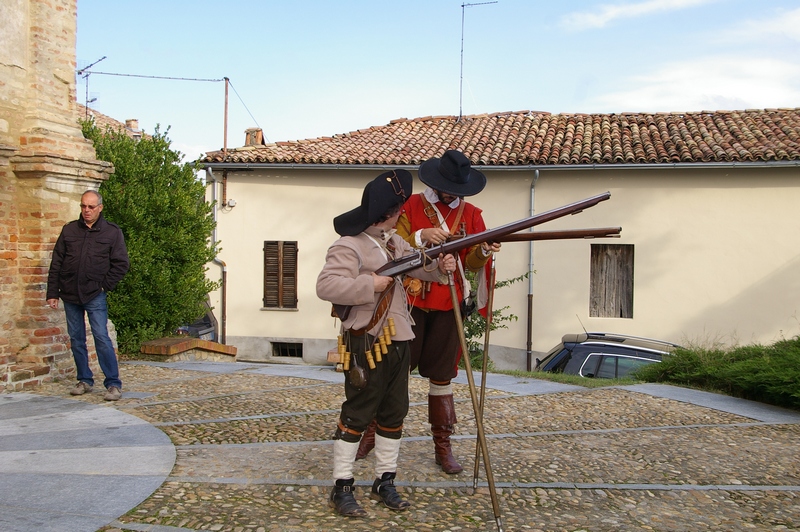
top-left (333, 169), bottom-right (412, 236)
top-left (418, 150), bottom-right (486, 197)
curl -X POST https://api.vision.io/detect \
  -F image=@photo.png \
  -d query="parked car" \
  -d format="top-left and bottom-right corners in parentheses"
top-left (534, 332), bottom-right (682, 378)
top-left (175, 300), bottom-right (218, 341)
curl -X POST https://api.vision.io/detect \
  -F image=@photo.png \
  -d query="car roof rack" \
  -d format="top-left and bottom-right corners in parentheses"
top-left (584, 332), bottom-right (682, 349)
top-left (563, 332), bottom-right (682, 350)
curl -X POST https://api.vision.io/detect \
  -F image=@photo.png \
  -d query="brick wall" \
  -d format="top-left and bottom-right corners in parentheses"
top-left (0, 0), bottom-right (114, 390)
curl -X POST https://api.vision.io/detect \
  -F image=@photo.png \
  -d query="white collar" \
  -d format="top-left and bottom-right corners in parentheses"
top-left (423, 187), bottom-right (460, 209)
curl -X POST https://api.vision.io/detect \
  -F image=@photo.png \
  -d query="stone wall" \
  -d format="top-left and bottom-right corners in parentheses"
top-left (0, 0), bottom-right (114, 390)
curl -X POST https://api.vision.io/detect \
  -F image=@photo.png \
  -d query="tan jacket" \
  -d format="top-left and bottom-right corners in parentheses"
top-left (317, 226), bottom-right (445, 339)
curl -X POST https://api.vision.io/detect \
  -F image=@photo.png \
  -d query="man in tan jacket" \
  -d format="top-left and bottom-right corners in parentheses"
top-left (317, 169), bottom-right (455, 518)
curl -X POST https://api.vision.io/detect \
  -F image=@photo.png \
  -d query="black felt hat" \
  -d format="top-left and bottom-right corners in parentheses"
top-left (418, 150), bottom-right (486, 197)
top-left (333, 169), bottom-right (413, 236)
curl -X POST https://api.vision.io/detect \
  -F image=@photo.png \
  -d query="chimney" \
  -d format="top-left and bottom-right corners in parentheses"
top-left (244, 128), bottom-right (265, 146)
top-left (125, 119), bottom-right (142, 140)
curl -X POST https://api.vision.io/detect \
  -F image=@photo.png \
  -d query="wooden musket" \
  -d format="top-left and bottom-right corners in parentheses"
top-left (331, 192), bottom-right (611, 321)
top-left (375, 191), bottom-right (611, 277)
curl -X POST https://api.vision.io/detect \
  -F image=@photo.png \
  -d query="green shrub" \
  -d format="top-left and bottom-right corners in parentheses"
top-left (81, 120), bottom-right (219, 354)
top-left (634, 336), bottom-right (800, 409)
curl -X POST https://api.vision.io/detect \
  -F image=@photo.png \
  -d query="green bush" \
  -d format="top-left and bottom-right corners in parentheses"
top-left (634, 336), bottom-right (800, 409)
top-left (81, 120), bottom-right (219, 354)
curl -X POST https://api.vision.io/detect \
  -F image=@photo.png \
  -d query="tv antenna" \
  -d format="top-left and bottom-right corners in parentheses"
top-left (459, 2), bottom-right (497, 120)
top-left (77, 56), bottom-right (106, 118)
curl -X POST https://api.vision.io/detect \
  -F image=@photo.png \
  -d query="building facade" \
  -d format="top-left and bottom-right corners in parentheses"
top-left (202, 111), bottom-right (800, 369)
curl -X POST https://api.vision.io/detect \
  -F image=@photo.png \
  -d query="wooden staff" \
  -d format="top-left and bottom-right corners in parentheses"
top-left (448, 272), bottom-right (504, 532)
top-left (473, 254), bottom-right (496, 489)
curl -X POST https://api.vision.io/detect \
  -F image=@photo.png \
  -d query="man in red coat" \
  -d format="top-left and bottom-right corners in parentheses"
top-left (357, 150), bottom-right (501, 474)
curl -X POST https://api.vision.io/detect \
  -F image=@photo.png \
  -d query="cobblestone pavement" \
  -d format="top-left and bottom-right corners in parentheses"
top-left (29, 361), bottom-right (800, 532)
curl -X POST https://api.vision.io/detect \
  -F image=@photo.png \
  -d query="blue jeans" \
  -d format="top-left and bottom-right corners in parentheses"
top-left (63, 292), bottom-right (122, 390)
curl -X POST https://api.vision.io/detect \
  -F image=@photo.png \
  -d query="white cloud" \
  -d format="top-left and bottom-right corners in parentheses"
top-left (718, 7), bottom-right (800, 43)
top-left (587, 56), bottom-right (800, 113)
top-left (561, 0), bottom-right (718, 30)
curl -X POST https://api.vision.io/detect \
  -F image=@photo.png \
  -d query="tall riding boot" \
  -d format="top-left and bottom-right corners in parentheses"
top-left (355, 419), bottom-right (377, 460)
top-left (429, 394), bottom-right (463, 474)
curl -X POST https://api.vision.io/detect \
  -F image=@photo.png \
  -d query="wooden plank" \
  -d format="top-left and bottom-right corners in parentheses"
top-left (141, 337), bottom-right (237, 356)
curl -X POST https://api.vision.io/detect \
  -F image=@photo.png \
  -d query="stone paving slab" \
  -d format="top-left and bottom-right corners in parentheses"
top-left (5, 361), bottom-right (800, 531)
top-left (0, 393), bottom-right (175, 532)
top-left (0, 506), bottom-right (116, 532)
top-left (618, 383), bottom-right (800, 423)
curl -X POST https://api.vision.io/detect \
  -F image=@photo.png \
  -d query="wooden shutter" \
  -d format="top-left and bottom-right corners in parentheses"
top-left (590, 244), bottom-right (634, 318)
top-left (280, 241), bottom-right (298, 308)
top-left (263, 241), bottom-right (299, 309)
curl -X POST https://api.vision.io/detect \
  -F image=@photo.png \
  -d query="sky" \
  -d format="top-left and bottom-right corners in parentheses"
top-left (76, 0), bottom-right (800, 162)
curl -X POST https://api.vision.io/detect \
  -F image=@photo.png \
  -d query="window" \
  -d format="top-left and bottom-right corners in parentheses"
top-left (615, 356), bottom-right (657, 376)
top-left (594, 355), bottom-right (619, 378)
top-left (272, 342), bottom-right (303, 358)
top-left (263, 241), bottom-right (298, 309)
top-left (590, 244), bottom-right (634, 318)
top-left (582, 354), bottom-right (658, 378)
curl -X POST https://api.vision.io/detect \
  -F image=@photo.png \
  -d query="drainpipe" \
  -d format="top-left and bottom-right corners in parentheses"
top-left (206, 167), bottom-right (228, 344)
top-left (526, 169), bottom-right (539, 371)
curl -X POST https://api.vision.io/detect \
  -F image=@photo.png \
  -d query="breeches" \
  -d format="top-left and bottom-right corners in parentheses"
top-left (339, 336), bottom-right (410, 437)
top-left (409, 307), bottom-right (461, 382)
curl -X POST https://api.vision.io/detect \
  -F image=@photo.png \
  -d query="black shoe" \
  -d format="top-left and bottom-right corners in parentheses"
top-left (329, 479), bottom-right (367, 517)
top-left (370, 472), bottom-right (410, 511)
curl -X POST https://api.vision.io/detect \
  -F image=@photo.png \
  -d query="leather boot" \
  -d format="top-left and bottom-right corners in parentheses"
top-left (329, 478), bottom-right (367, 517)
top-left (355, 419), bottom-right (377, 460)
top-left (429, 394), bottom-right (463, 474)
top-left (370, 472), bottom-right (410, 511)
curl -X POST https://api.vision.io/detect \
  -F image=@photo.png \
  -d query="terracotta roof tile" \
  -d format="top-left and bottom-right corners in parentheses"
top-left (203, 108), bottom-right (800, 166)
top-left (77, 104), bottom-right (148, 140)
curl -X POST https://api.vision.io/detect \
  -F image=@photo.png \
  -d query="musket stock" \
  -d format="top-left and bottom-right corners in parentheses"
top-left (375, 191), bottom-right (611, 277)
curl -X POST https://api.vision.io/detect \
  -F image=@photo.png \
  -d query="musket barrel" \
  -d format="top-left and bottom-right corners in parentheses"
top-left (375, 191), bottom-right (611, 277)
top-left (498, 227), bottom-right (621, 243)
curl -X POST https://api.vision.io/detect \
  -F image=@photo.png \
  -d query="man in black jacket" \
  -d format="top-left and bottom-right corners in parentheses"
top-left (47, 190), bottom-right (130, 401)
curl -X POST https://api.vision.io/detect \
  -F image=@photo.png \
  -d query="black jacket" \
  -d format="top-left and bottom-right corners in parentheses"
top-left (46, 214), bottom-right (130, 304)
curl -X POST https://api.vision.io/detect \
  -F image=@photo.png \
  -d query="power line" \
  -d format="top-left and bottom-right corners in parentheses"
top-left (77, 68), bottom-right (265, 146)
top-left (227, 79), bottom-right (267, 142)
top-left (81, 71), bottom-right (225, 83)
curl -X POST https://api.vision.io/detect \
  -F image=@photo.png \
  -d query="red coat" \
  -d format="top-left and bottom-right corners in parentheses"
top-left (396, 193), bottom-right (489, 311)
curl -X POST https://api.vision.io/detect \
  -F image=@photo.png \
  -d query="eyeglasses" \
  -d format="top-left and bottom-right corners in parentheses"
top-left (80, 204), bottom-right (100, 210)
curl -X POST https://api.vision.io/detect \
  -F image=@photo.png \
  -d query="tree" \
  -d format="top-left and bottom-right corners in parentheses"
top-left (81, 120), bottom-right (219, 353)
